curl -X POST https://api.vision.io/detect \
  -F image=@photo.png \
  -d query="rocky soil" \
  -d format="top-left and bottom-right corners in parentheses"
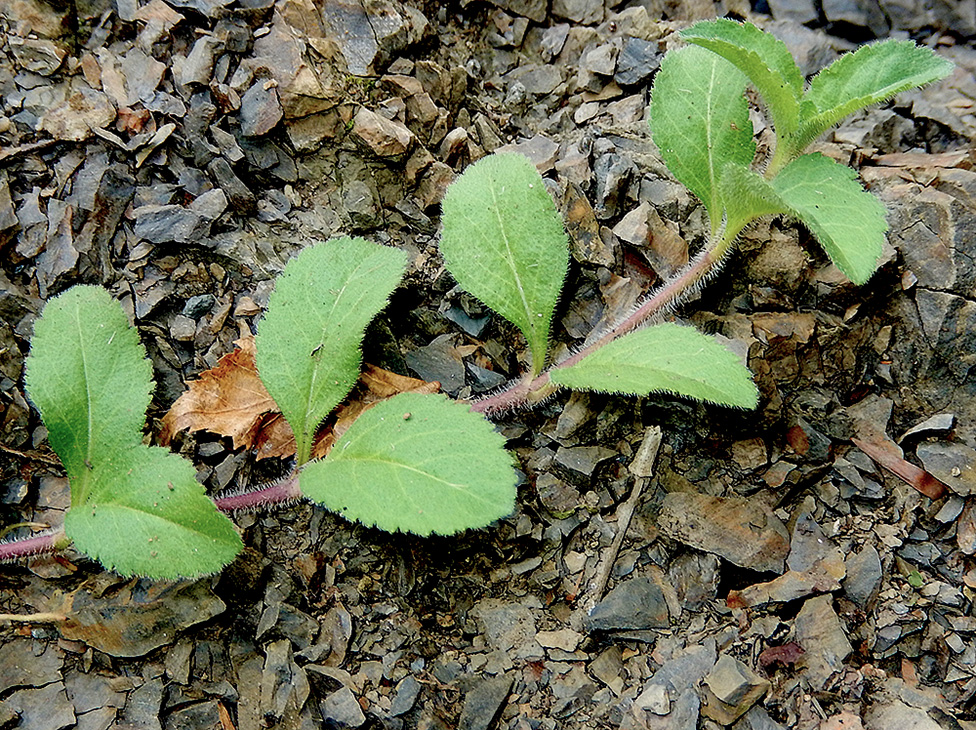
top-left (2, 0), bottom-right (976, 729)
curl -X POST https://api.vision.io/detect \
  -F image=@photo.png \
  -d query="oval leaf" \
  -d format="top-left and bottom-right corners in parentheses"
top-left (649, 45), bottom-right (754, 234)
top-left (65, 444), bottom-right (242, 579)
top-left (682, 19), bottom-right (804, 140)
top-left (299, 392), bottom-right (516, 536)
top-left (551, 323), bottom-right (758, 408)
top-left (796, 40), bottom-right (954, 153)
top-left (256, 238), bottom-right (407, 464)
top-left (25, 285), bottom-right (153, 506)
top-left (770, 153), bottom-right (887, 284)
top-left (439, 153), bottom-right (569, 376)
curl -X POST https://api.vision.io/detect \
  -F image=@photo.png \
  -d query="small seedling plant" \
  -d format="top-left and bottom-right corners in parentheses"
top-left (3, 20), bottom-right (952, 579)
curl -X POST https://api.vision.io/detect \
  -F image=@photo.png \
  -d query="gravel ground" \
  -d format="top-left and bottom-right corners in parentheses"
top-left (2, 1), bottom-right (976, 729)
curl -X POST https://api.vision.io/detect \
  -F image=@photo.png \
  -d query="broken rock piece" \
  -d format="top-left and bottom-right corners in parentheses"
top-left (658, 492), bottom-right (790, 573)
top-left (352, 107), bottom-right (414, 157)
top-left (702, 654), bottom-right (770, 725)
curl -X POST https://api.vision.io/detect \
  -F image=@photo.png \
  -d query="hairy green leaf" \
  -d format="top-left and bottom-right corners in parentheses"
top-left (25, 286), bottom-right (153, 506)
top-left (300, 392), bottom-right (516, 536)
top-left (649, 45), bottom-right (754, 234)
top-left (682, 19), bottom-right (804, 140)
top-left (26, 285), bottom-right (241, 578)
top-left (795, 40), bottom-right (954, 153)
top-left (256, 238), bottom-right (407, 464)
top-left (551, 323), bottom-right (758, 408)
top-left (439, 153), bottom-right (569, 376)
top-left (64, 444), bottom-right (242, 579)
top-left (720, 164), bottom-right (789, 236)
top-left (770, 153), bottom-right (887, 284)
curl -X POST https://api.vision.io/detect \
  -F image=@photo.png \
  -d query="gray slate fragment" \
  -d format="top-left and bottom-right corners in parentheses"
top-left (767, 0), bottom-right (818, 25)
top-left (647, 641), bottom-right (717, 695)
top-left (4, 682), bottom-right (75, 730)
top-left (261, 640), bottom-right (310, 722)
top-left (240, 81), bottom-right (283, 137)
top-left (115, 677), bottom-right (163, 730)
top-left (320, 686), bottom-right (365, 728)
top-left (352, 107), bottom-right (414, 156)
top-left (593, 153), bottom-right (635, 220)
top-left (733, 705), bottom-right (787, 730)
top-left (179, 35), bottom-right (220, 87)
top-left (615, 37), bottom-right (659, 86)
top-left (405, 334), bottom-right (465, 393)
top-left (555, 445), bottom-right (616, 476)
top-left (207, 157), bottom-right (256, 214)
top-left (0, 638), bottom-right (63, 692)
top-left (843, 545), bottom-right (882, 608)
top-left (164, 701), bottom-right (222, 729)
top-left (658, 492), bottom-right (791, 573)
top-left (189, 188), bottom-right (228, 220)
top-left (459, 673), bottom-right (514, 730)
top-left (0, 174), bottom-right (17, 230)
top-left (865, 700), bottom-right (942, 730)
top-left (822, 0), bottom-right (889, 37)
top-left (134, 205), bottom-right (211, 244)
top-left (471, 598), bottom-right (541, 655)
top-left (488, 0), bottom-right (546, 23)
top-left (795, 595), bottom-right (852, 690)
top-left (552, 0), bottom-right (603, 24)
top-left (917, 441), bottom-right (976, 495)
top-left (64, 670), bottom-right (126, 715)
top-left (585, 577), bottom-right (669, 632)
top-left (389, 675), bottom-right (422, 717)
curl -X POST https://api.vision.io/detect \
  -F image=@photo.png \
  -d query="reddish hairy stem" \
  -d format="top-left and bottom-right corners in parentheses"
top-left (0, 531), bottom-right (62, 562)
top-left (214, 475), bottom-right (302, 512)
top-left (471, 237), bottom-right (730, 414)
top-left (1, 477), bottom-right (304, 565)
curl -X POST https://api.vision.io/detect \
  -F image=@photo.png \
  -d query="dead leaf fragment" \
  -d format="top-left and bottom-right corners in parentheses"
top-left (160, 337), bottom-right (439, 461)
top-left (160, 335), bottom-right (291, 457)
top-left (852, 434), bottom-right (947, 500)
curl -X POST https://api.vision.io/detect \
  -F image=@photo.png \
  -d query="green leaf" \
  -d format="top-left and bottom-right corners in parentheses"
top-left (720, 163), bottom-right (789, 236)
top-left (300, 392), bottom-right (516, 536)
top-left (770, 153), bottom-right (887, 284)
top-left (649, 45), bottom-right (755, 234)
top-left (256, 238), bottom-right (407, 464)
top-left (25, 285), bottom-right (241, 578)
top-left (25, 286), bottom-right (153, 506)
top-left (550, 323), bottom-right (758, 408)
top-left (64, 444), bottom-right (242, 579)
top-left (795, 40), bottom-right (954, 153)
top-left (682, 19), bottom-right (804, 141)
top-left (439, 153), bottom-right (569, 376)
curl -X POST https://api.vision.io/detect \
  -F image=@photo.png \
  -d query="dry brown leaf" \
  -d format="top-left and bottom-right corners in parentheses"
top-left (160, 336), bottom-right (439, 461)
top-left (159, 335), bottom-right (296, 458)
top-left (852, 432), bottom-right (947, 500)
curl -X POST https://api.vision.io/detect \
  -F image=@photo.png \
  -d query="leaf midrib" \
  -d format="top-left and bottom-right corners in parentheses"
top-left (488, 177), bottom-right (534, 344)
top-left (73, 298), bottom-right (96, 505)
top-left (336, 455), bottom-right (498, 505)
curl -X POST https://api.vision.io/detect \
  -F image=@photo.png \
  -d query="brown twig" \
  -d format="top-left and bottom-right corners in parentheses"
top-left (572, 427), bottom-right (662, 630)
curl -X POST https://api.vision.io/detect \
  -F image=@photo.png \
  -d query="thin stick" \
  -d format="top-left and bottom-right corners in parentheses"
top-left (0, 612), bottom-right (67, 623)
top-left (573, 427), bottom-right (662, 630)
